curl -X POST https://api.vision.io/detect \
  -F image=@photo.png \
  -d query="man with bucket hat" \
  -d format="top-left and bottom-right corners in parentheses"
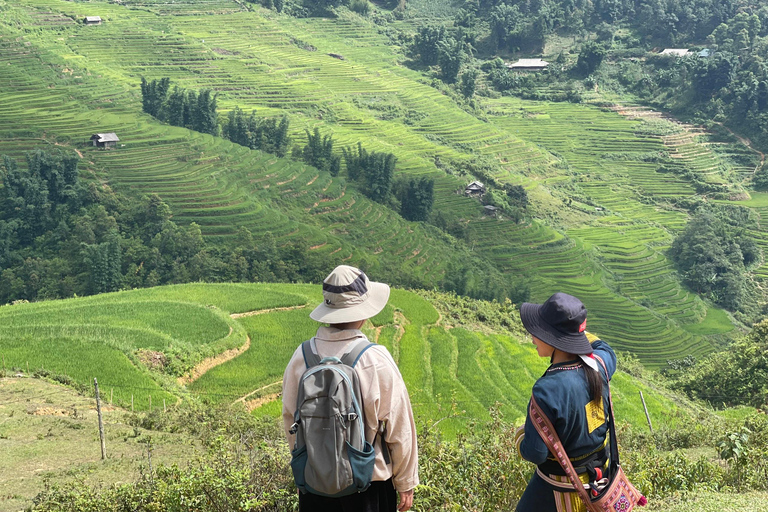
top-left (513, 292), bottom-right (618, 512)
top-left (282, 265), bottom-right (418, 512)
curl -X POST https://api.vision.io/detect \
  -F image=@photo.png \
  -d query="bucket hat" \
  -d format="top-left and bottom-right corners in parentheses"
top-left (310, 265), bottom-right (390, 324)
top-left (520, 292), bottom-right (598, 371)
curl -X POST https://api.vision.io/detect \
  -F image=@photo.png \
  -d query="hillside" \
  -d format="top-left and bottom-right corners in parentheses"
top-left (1, 283), bottom-right (766, 510)
top-left (0, 283), bottom-right (683, 431)
top-left (1, 0), bottom-right (762, 368)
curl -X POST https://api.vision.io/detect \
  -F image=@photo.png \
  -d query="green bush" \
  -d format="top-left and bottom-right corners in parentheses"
top-left (28, 399), bottom-right (768, 510)
top-left (349, 0), bottom-right (371, 15)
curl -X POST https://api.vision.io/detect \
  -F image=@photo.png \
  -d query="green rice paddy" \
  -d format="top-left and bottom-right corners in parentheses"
top-left (0, 283), bottom-right (688, 434)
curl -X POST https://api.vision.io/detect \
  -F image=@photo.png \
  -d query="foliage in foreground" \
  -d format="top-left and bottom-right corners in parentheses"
top-left (30, 400), bottom-right (768, 511)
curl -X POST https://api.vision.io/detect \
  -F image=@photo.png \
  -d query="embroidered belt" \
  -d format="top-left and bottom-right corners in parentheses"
top-left (537, 468), bottom-right (609, 493)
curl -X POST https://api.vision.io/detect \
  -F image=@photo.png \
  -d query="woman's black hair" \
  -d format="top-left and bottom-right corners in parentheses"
top-left (585, 366), bottom-right (604, 403)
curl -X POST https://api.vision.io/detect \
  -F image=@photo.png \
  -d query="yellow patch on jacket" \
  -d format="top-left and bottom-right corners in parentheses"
top-left (585, 398), bottom-right (606, 433)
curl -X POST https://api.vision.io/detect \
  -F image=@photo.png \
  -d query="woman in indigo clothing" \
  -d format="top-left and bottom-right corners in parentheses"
top-left (514, 292), bottom-right (617, 512)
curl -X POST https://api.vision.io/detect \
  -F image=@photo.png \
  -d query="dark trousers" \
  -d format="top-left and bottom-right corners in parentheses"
top-left (299, 478), bottom-right (398, 512)
top-left (515, 471), bottom-right (558, 511)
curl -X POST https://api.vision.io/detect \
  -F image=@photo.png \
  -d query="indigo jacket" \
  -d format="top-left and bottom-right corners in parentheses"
top-left (517, 335), bottom-right (617, 469)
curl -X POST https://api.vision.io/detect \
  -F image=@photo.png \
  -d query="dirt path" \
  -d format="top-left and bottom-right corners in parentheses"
top-left (713, 121), bottom-right (765, 173)
top-left (52, 141), bottom-right (83, 158)
top-left (611, 104), bottom-right (765, 175)
top-left (180, 304), bottom-right (308, 386)
top-left (230, 304), bottom-right (308, 319)
top-left (234, 380), bottom-right (283, 411)
top-left (178, 328), bottom-right (251, 386)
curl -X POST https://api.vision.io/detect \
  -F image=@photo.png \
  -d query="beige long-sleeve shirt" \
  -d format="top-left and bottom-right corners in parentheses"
top-left (282, 327), bottom-right (419, 493)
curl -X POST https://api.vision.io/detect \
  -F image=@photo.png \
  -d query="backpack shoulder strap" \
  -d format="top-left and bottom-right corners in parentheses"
top-left (301, 338), bottom-right (322, 369)
top-left (340, 338), bottom-right (375, 368)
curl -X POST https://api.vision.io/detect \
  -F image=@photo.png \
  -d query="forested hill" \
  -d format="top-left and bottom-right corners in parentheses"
top-left (2, 0), bottom-right (768, 370)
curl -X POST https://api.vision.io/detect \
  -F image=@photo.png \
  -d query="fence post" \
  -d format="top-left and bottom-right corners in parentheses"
top-left (94, 378), bottom-right (106, 460)
top-left (163, 398), bottom-right (166, 413)
top-left (131, 394), bottom-right (134, 412)
top-left (639, 390), bottom-right (653, 434)
top-left (110, 388), bottom-right (113, 406)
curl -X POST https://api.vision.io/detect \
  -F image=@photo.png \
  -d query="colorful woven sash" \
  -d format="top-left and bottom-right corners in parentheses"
top-left (529, 356), bottom-right (647, 512)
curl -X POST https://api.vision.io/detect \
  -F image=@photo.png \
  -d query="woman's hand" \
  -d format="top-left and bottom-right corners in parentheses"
top-left (398, 489), bottom-right (414, 511)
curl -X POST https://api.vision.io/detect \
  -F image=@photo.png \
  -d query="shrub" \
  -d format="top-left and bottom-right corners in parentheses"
top-left (349, 0), bottom-right (371, 15)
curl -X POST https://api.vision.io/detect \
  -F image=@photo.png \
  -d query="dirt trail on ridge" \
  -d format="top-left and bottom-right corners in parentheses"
top-left (179, 304), bottom-right (309, 386)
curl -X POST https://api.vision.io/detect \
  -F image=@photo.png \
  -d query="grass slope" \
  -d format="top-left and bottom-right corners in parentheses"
top-left (0, 378), bottom-right (201, 512)
top-left (0, 283), bottom-right (694, 437)
top-left (0, 0), bottom-right (754, 367)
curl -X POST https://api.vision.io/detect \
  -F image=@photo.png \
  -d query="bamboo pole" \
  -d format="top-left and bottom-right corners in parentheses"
top-left (639, 390), bottom-right (653, 434)
top-left (94, 378), bottom-right (106, 460)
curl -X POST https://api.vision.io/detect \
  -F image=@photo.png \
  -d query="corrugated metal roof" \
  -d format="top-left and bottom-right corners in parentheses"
top-left (85, 16), bottom-right (102, 22)
top-left (93, 133), bottom-right (119, 142)
top-left (660, 49), bottom-right (690, 56)
top-left (507, 58), bottom-right (549, 68)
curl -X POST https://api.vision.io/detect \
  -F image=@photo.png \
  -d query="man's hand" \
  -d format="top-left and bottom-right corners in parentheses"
top-left (397, 489), bottom-right (414, 511)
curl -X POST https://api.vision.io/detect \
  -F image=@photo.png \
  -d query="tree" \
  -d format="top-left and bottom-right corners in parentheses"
top-left (505, 184), bottom-right (528, 210)
top-left (26, 148), bottom-right (80, 204)
top-left (412, 25), bottom-right (446, 66)
top-left (674, 319), bottom-right (768, 407)
top-left (400, 177), bottom-right (435, 221)
top-left (669, 209), bottom-right (760, 310)
top-left (166, 86), bottom-right (186, 127)
top-left (438, 38), bottom-right (469, 83)
top-left (460, 69), bottom-right (478, 98)
top-left (303, 128), bottom-right (341, 176)
top-left (753, 163), bottom-right (768, 190)
top-left (364, 152), bottom-right (396, 203)
top-left (140, 77), bottom-right (170, 118)
top-left (0, 154), bottom-right (52, 244)
top-left (691, 54), bottom-right (734, 100)
top-left (194, 89), bottom-right (219, 136)
top-left (82, 230), bottom-right (122, 294)
top-left (489, 4), bottom-right (522, 50)
top-left (343, 143), bottom-right (397, 203)
top-left (577, 41), bottom-right (607, 75)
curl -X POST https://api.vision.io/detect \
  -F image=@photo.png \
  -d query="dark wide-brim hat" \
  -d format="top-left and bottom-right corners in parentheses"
top-left (520, 292), bottom-right (599, 371)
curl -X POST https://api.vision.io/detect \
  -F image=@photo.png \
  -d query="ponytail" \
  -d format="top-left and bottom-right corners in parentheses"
top-left (585, 366), bottom-right (604, 403)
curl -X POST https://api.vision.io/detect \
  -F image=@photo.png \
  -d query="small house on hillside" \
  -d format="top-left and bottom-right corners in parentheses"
top-left (465, 180), bottom-right (486, 197)
top-left (660, 48), bottom-right (690, 57)
top-left (84, 16), bottom-right (102, 25)
top-left (91, 133), bottom-right (119, 148)
top-left (506, 58), bottom-right (549, 70)
top-left (484, 205), bottom-right (498, 217)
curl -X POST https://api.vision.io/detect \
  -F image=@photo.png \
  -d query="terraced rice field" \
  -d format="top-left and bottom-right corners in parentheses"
top-left (0, 283), bottom-right (687, 434)
top-left (0, 283), bottom-right (317, 409)
top-left (0, 284), bottom-right (676, 433)
top-left (0, 0), bottom-right (759, 367)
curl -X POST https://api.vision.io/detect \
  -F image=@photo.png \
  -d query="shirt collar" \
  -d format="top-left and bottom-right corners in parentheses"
top-left (315, 326), bottom-right (366, 342)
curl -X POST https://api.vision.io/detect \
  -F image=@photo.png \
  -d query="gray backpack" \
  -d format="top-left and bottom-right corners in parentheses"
top-left (289, 338), bottom-right (377, 497)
